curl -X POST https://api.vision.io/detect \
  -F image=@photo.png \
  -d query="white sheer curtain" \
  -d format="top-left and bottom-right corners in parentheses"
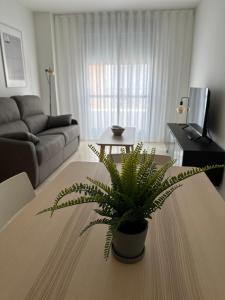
top-left (55, 10), bottom-right (193, 141)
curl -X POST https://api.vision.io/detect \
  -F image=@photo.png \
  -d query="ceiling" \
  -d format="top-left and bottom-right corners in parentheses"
top-left (18, 0), bottom-right (200, 13)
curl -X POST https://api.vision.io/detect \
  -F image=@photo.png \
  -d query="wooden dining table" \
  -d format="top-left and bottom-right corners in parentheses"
top-left (0, 161), bottom-right (225, 300)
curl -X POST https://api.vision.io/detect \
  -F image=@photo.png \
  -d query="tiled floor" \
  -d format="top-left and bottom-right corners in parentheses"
top-left (35, 141), bottom-right (167, 195)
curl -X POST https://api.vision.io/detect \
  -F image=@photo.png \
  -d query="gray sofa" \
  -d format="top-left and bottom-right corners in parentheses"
top-left (0, 95), bottom-right (80, 188)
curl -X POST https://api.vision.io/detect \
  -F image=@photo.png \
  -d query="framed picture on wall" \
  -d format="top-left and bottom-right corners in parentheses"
top-left (0, 23), bottom-right (26, 87)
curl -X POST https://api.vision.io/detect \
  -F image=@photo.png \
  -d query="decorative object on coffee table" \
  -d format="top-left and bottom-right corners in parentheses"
top-left (38, 143), bottom-right (224, 263)
top-left (111, 125), bottom-right (125, 136)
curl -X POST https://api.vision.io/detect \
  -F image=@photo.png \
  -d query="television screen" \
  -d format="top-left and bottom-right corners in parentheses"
top-left (187, 87), bottom-right (210, 136)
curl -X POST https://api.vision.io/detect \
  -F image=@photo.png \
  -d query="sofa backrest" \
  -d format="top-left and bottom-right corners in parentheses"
top-left (0, 98), bottom-right (29, 135)
top-left (12, 95), bottom-right (48, 134)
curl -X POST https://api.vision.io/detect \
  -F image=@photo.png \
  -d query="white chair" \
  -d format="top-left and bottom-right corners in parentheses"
top-left (109, 153), bottom-right (171, 165)
top-left (0, 172), bottom-right (35, 230)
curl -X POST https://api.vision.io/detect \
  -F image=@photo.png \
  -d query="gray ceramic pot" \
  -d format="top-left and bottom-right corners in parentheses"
top-left (112, 222), bottom-right (148, 264)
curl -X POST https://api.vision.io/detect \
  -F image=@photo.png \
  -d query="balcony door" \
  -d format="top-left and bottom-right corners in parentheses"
top-left (88, 62), bottom-right (150, 140)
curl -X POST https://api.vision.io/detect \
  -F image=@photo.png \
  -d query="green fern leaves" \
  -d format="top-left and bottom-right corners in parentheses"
top-left (38, 142), bottom-right (224, 260)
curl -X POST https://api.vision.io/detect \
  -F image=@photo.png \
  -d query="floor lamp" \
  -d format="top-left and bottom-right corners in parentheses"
top-left (45, 67), bottom-right (55, 115)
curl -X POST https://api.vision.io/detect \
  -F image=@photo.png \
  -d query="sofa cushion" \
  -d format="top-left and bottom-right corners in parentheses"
top-left (0, 120), bottom-right (29, 135)
top-left (24, 114), bottom-right (48, 134)
top-left (47, 114), bottom-right (72, 129)
top-left (36, 134), bottom-right (65, 164)
top-left (71, 119), bottom-right (78, 125)
top-left (0, 98), bottom-right (21, 124)
top-left (11, 95), bottom-right (48, 134)
top-left (38, 125), bottom-right (80, 145)
top-left (0, 132), bottom-right (40, 145)
top-left (12, 95), bottom-right (44, 117)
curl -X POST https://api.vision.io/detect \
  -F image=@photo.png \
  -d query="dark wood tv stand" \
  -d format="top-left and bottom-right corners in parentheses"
top-left (166, 123), bottom-right (225, 186)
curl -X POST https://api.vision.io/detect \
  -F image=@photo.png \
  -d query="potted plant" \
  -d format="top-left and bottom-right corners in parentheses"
top-left (38, 143), bottom-right (223, 263)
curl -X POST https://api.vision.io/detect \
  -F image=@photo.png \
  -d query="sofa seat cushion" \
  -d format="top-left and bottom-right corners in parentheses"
top-left (38, 125), bottom-right (80, 145)
top-left (36, 134), bottom-right (65, 165)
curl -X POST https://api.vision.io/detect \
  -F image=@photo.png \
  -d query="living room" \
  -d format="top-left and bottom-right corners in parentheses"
top-left (0, 0), bottom-right (225, 299)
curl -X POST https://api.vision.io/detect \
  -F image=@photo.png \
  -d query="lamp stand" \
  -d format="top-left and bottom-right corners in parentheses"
top-left (45, 67), bottom-right (54, 115)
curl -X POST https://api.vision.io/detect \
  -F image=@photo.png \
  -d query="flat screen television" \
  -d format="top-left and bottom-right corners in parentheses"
top-left (186, 87), bottom-right (210, 138)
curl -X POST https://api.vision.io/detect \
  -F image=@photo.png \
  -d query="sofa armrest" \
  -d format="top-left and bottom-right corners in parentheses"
top-left (71, 119), bottom-right (78, 125)
top-left (0, 137), bottom-right (39, 188)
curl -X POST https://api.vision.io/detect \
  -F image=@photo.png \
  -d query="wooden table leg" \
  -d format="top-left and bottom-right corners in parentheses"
top-left (125, 146), bottom-right (130, 153)
top-left (109, 145), bottom-right (112, 155)
top-left (99, 145), bottom-right (105, 161)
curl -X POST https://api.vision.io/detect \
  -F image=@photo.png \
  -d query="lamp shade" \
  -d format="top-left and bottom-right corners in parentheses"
top-left (177, 103), bottom-right (186, 114)
top-left (45, 67), bottom-right (55, 76)
top-left (176, 97), bottom-right (189, 114)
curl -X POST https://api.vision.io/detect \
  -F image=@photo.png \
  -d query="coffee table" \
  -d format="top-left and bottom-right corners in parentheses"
top-left (97, 127), bottom-right (136, 157)
top-left (0, 162), bottom-right (225, 299)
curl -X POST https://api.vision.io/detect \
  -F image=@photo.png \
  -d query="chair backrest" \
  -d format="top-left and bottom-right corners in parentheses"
top-left (110, 153), bottom-right (171, 165)
top-left (0, 172), bottom-right (35, 230)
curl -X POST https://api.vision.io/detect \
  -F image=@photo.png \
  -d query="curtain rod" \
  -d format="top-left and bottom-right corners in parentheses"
top-left (54, 8), bottom-right (195, 17)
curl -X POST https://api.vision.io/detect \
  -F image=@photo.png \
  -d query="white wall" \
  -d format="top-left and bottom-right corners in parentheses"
top-left (190, 0), bottom-right (225, 197)
top-left (0, 0), bottom-right (39, 97)
top-left (34, 12), bottom-right (58, 115)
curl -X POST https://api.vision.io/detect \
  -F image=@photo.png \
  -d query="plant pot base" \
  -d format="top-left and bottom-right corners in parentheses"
top-left (112, 243), bottom-right (145, 264)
